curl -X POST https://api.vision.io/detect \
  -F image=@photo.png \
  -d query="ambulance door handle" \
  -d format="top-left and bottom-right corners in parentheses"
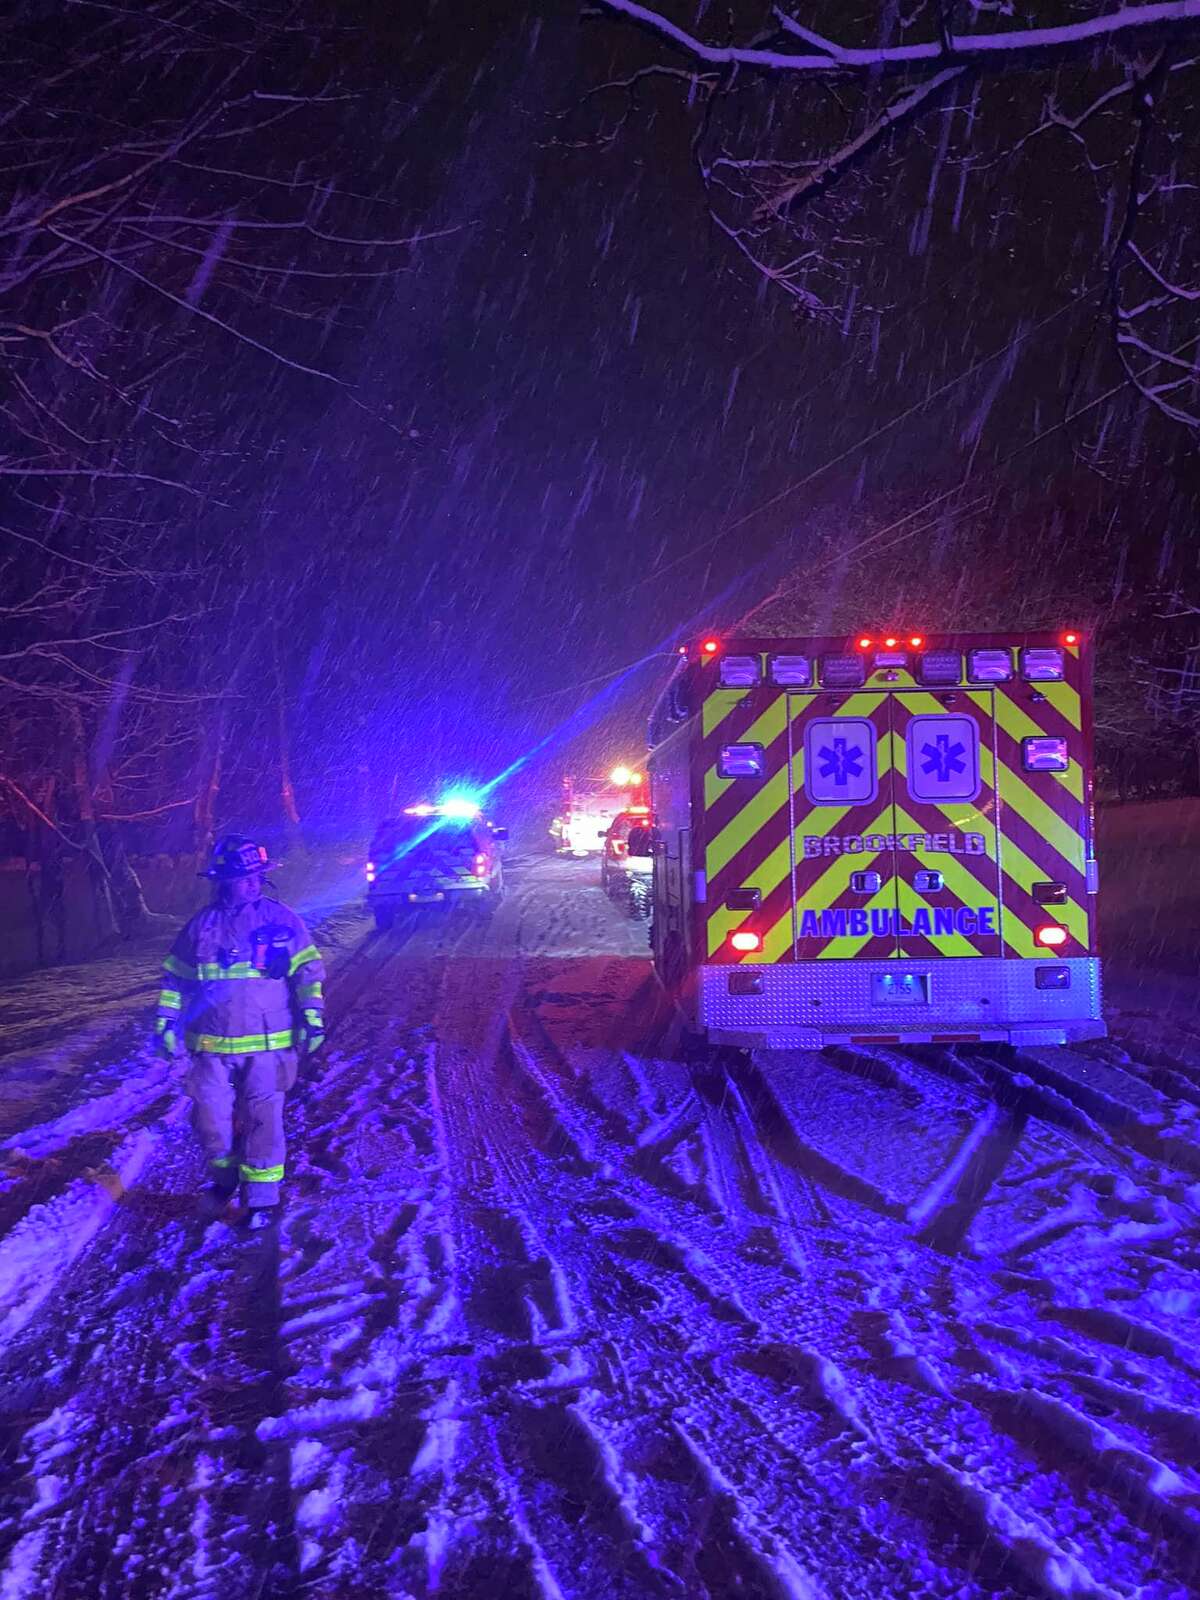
top-left (850, 871), bottom-right (882, 894)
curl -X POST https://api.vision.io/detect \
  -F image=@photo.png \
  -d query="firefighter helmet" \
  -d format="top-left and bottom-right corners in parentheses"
top-left (201, 835), bottom-right (277, 880)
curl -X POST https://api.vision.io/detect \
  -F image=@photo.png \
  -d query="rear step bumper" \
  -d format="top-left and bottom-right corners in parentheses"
top-left (698, 956), bottom-right (1104, 1050)
top-left (370, 879), bottom-right (489, 902)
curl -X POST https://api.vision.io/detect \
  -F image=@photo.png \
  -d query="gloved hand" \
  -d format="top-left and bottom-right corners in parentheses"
top-left (300, 1008), bottom-right (325, 1056)
top-left (156, 1024), bottom-right (184, 1060)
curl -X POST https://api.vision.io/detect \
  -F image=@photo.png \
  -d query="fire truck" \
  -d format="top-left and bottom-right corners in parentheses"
top-left (647, 632), bottom-right (1103, 1050)
top-left (555, 767), bottom-right (647, 857)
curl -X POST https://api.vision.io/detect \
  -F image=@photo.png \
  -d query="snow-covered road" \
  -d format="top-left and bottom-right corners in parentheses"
top-left (1, 854), bottom-right (1198, 1599)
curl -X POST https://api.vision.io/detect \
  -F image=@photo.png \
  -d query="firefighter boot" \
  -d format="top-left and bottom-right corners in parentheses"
top-left (207, 1155), bottom-right (239, 1206)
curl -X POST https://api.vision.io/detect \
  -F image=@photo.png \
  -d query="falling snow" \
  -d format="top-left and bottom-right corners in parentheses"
top-left (2, 3), bottom-right (1200, 1597)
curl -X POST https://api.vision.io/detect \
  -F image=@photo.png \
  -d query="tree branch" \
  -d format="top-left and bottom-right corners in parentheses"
top-left (594, 0), bottom-right (1200, 74)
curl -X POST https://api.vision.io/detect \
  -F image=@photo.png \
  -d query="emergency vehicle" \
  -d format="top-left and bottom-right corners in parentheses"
top-left (647, 632), bottom-right (1103, 1050)
top-left (600, 806), bottom-right (655, 916)
top-left (366, 801), bottom-right (507, 928)
top-left (555, 767), bottom-right (646, 857)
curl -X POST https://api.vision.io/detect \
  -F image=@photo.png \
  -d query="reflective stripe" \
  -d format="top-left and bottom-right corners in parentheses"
top-left (296, 980), bottom-right (323, 1001)
top-left (154, 1017), bottom-right (169, 1036)
top-left (239, 1162), bottom-right (284, 1183)
top-left (211, 1155), bottom-right (235, 1169)
top-left (157, 988), bottom-right (182, 1011)
top-left (302, 1008), bottom-right (323, 1028)
top-left (194, 962), bottom-right (267, 981)
top-left (186, 1029), bottom-right (295, 1054)
top-left (288, 944), bottom-right (321, 975)
top-left (166, 953), bottom-right (272, 982)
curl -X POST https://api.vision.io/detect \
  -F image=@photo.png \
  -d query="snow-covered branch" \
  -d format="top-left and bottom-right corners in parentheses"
top-left (595, 1), bottom-right (1200, 74)
top-left (753, 66), bottom-right (967, 221)
top-left (588, 1), bottom-right (1200, 436)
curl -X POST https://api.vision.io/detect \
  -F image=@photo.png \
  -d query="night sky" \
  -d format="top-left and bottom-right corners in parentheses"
top-left (5, 0), bottom-right (1197, 833)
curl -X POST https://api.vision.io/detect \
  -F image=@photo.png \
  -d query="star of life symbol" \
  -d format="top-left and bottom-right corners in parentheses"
top-left (818, 736), bottom-right (866, 787)
top-left (921, 734), bottom-right (967, 783)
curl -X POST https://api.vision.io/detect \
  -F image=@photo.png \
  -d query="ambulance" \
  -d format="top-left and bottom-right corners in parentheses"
top-left (646, 632), bottom-right (1103, 1049)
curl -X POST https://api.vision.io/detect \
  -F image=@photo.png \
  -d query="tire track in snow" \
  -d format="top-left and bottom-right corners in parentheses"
top-left (0, 1130), bottom-right (295, 1599)
top-left (352, 944), bottom-right (804, 1596)
top-left (406, 949), bottom-right (964, 1597)
top-left (497, 957), bottom-right (1103, 1597)
top-left (252, 947), bottom-right (460, 1593)
top-left (5, 855), bottom-right (1200, 1598)
top-left (0, 925), bottom-right (435, 1599)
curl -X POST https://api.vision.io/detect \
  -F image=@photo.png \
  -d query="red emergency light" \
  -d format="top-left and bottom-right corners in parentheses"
top-left (1063, 630), bottom-right (1080, 646)
top-left (860, 632), bottom-right (924, 650)
top-left (702, 639), bottom-right (720, 656)
top-left (1035, 924), bottom-right (1069, 948)
top-left (730, 930), bottom-right (762, 953)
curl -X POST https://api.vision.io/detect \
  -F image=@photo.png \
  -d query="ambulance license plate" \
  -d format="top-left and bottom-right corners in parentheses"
top-left (871, 973), bottom-right (930, 1003)
top-left (410, 892), bottom-right (445, 904)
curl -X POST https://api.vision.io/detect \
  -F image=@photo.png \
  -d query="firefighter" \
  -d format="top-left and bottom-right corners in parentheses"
top-left (153, 835), bottom-right (325, 1228)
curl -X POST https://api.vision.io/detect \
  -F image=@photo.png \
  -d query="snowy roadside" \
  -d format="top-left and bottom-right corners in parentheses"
top-left (1, 855), bottom-right (1199, 1598)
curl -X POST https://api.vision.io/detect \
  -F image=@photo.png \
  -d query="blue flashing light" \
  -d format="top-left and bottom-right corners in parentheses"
top-left (438, 794), bottom-right (482, 820)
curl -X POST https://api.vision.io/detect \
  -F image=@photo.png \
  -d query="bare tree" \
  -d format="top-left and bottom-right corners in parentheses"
top-left (587, 2), bottom-right (1200, 433)
top-left (0, 2), bottom-right (444, 953)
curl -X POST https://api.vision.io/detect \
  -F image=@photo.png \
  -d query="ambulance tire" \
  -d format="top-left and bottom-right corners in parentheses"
top-left (373, 904), bottom-right (396, 932)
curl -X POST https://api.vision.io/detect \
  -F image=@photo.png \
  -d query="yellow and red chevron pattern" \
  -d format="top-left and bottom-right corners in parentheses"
top-left (697, 637), bottom-right (1093, 966)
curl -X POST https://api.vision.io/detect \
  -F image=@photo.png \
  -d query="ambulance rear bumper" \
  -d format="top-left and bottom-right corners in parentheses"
top-left (698, 957), bottom-right (1105, 1050)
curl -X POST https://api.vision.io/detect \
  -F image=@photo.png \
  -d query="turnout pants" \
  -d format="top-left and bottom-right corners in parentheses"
top-left (186, 1050), bottom-right (298, 1208)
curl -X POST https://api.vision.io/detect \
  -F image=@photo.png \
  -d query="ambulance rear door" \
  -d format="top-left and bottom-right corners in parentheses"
top-left (887, 689), bottom-right (1003, 958)
top-left (789, 689), bottom-right (903, 959)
